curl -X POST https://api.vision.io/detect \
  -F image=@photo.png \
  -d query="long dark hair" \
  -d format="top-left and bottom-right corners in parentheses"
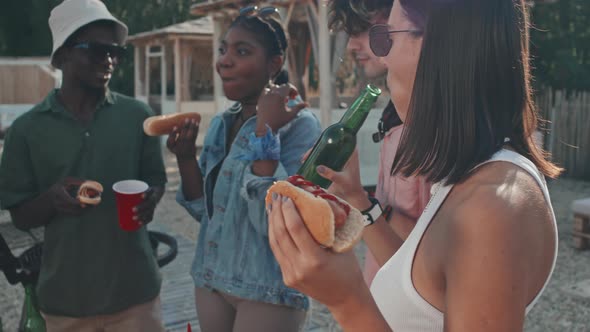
top-left (392, 0), bottom-right (562, 184)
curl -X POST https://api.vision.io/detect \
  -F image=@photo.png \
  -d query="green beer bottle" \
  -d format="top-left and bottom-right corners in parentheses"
top-left (21, 283), bottom-right (46, 332)
top-left (297, 84), bottom-right (381, 188)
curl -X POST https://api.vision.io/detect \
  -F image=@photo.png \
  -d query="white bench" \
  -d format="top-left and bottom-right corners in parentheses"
top-left (572, 197), bottom-right (590, 249)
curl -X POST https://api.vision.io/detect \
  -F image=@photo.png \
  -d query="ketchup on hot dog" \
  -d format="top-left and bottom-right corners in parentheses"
top-left (286, 175), bottom-right (350, 228)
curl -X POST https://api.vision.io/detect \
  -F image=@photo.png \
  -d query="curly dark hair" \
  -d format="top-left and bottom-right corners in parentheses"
top-left (230, 15), bottom-right (288, 57)
top-left (328, 0), bottom-right (394, 35)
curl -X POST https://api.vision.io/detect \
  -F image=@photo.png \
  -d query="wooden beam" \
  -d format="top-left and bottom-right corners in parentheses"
top-left (0, 57), bottom-right (51, 65)
top-left (174, 38), bottom-right (182, 113)
top-left (284, 1), bottom-right (295, 26)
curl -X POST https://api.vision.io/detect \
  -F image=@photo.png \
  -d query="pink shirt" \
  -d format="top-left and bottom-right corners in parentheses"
top-left (363, 125), bottom-right (432, 285)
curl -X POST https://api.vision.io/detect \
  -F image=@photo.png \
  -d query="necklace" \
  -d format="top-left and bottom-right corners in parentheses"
top-left (227, 102), bottom-right (242, 114)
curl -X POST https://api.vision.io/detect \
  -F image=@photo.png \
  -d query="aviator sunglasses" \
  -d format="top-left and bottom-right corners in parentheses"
top-left (369, 24), bottom-right (422, 57)
top-left (70, 42), bottom-right (127, 64)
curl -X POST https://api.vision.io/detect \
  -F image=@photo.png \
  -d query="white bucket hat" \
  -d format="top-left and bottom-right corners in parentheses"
top-left (49, 0), bottom-right (128, 65)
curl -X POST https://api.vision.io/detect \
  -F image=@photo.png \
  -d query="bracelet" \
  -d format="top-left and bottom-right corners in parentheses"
top-left (361, 196), bottom-right (383, 227)
top-left (236, 125), bottom-right (281, 161)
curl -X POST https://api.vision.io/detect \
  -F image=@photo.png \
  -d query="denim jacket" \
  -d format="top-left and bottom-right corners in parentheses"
top-left (176, 108), bottom-right (322, 310)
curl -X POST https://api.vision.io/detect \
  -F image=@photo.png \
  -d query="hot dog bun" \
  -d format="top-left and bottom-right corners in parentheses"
top-left (143, 112), bottom-right (201, 136)
top-left (77, 180), bottom-right (103, 205)
top-left (266, 180), bottom-right (364, 253)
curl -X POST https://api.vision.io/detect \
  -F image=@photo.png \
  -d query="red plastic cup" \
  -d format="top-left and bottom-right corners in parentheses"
top-left (112, 180), bottom-right (148, 231)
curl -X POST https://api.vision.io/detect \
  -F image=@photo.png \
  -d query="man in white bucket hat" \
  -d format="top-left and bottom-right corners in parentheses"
top-left (0, 1), bottom-right (167, 330)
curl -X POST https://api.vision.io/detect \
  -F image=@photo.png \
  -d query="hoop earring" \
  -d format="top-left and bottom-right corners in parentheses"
top-left (227, 102), bottom-right (243, 114)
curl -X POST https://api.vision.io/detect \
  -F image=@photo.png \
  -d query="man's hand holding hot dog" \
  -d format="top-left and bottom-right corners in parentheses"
top-left (50, 177), bottom-right (89, 215)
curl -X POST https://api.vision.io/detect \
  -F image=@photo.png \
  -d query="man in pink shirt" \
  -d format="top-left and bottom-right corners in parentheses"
top-left (328, 0), bottom-right (432, 285)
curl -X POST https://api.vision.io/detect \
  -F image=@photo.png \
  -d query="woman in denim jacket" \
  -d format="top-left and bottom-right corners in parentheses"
top-left (166, 7), bottom-right (322, 332)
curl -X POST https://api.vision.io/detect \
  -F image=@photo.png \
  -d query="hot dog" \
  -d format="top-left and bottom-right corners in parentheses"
top-left (143, 112), bottom-right (201, 136)
top-left (266, 175), bottom-right (364, 253)
top-left (77, 180), bottom-right (103, 205)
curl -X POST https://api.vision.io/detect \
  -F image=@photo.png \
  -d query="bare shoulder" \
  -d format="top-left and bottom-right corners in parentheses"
top-left (436, 162), bottom-right (557, 328)
top-left (440, 161), bottom-right (556, 303)
top-left (444, 161), bottom-right (553, 247)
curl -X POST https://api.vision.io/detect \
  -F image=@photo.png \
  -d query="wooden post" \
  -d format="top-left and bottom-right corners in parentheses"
top-left (212, 15), bottom-right (224, 113)
top-left (134, 46), bottom-right (141, 98)
top-left (174, 38), bottom-right (182, 114)
top-left (318, 0), bottom-right (332, 128)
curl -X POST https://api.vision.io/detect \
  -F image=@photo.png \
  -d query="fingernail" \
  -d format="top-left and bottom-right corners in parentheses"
top-left (282, 196), bottom-right (289, 202)
top-left (141, 194), bottom-right (146, 199)
top-left (132, 207), bottom-right (137, 212)
top-left (272, 192), bottom-right (278, 200)
top-left (132, 216), bottom-right (138, 221)
top-left (317, 166), bottom-right (326, 174)
top-left (266, 204), bottom-right (272, 212)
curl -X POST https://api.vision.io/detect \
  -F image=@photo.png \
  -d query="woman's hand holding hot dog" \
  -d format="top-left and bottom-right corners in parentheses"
top-left (166, 119), bottom-right (199, 162)
top-left (267, 193), bottom-right (391, 331)
top-left (267, 193), bottom-right (363, 300)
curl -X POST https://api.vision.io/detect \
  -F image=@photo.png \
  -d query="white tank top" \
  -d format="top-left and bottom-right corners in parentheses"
top-left (370, 149), bottom-right (558, 331)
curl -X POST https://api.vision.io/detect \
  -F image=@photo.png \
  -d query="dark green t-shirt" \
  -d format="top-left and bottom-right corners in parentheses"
top-left (0, 89), bottom-right (167, 316)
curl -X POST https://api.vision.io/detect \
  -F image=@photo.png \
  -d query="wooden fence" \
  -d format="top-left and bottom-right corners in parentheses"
top-left (536, 89), bottom-right (590, 180)
top-left (0, 58), bottom-right (61, 105)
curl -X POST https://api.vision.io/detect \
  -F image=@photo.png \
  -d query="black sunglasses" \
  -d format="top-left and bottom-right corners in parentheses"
top-left (71, 42), bottom-right (127, 64)
top-left (369, 24), bottom-right (422, 57)
top-left (239, 5), bottom-right (281, 21)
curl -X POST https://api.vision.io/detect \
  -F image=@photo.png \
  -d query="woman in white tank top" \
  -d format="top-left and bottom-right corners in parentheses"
top-left (266, 0), bottom-right (562, 331)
